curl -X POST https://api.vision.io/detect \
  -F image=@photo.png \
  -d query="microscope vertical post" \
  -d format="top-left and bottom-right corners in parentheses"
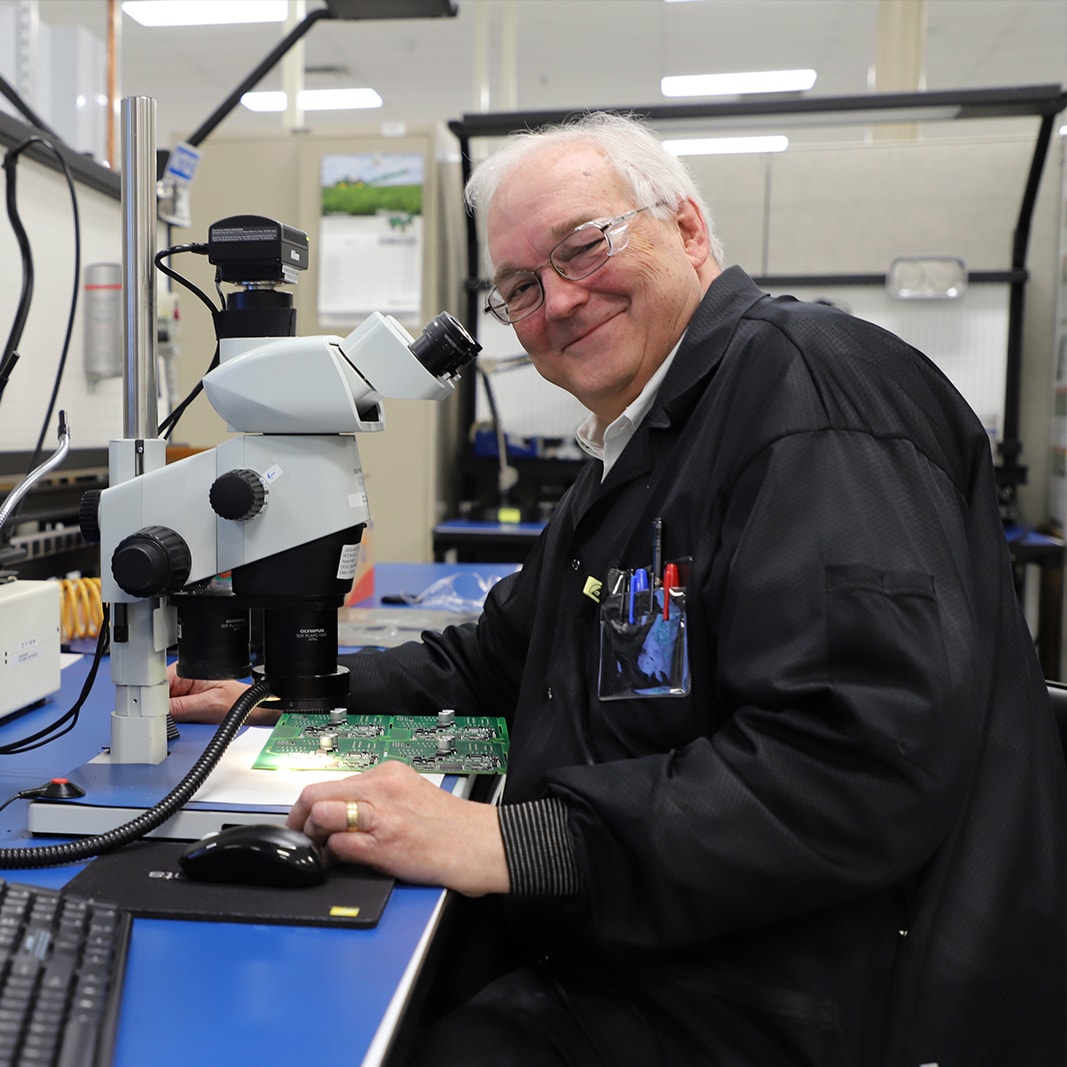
top-left (108, 96), bottom-right (172, 763)
top-left (122, 97), bottom-right (159, 447)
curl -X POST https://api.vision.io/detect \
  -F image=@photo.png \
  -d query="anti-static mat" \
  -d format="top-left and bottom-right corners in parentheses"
top-left (64, 839), bottom-right (394, 928)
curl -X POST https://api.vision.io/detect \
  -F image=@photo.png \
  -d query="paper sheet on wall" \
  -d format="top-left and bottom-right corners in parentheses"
top-left (317, 151), bottom-right (425, 324)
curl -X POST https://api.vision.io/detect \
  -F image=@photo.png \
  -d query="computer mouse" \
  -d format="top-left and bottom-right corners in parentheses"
top-left (179, 822), bottom-right (328, 888)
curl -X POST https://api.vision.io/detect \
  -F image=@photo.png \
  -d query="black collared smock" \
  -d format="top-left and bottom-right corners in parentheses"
top-left (342, 266), bottom-right (1066, 1065)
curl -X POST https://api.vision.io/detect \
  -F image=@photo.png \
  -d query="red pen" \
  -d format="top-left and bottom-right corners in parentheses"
top-left (662, 562), bottom-right (678, 621)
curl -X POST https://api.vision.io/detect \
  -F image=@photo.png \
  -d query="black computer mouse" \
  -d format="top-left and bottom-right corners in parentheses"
top-left (179, 823), bottom-right (328, 888)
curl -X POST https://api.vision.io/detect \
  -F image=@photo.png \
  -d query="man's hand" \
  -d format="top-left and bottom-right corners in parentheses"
top-left (168, 663), bottom-right (280, 725)
top-left (287, 761), bottom-right (511, 897)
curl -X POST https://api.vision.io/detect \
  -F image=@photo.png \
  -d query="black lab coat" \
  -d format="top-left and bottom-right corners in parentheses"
top-left (343, 267), bottom-right (1066, 1065)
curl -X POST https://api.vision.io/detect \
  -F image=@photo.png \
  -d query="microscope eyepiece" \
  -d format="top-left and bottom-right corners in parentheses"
top-left (409, 312), bottom-right (480, 379)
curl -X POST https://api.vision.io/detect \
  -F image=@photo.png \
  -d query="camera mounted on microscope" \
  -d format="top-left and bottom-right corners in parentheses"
top-left (207, 215), bottom-right (309, 340)
top-left (207, 215), bottom-right (309, 284)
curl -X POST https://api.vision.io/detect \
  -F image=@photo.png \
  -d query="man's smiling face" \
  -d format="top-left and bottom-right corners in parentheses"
top-left (485, 144), bottom-right (714, 423)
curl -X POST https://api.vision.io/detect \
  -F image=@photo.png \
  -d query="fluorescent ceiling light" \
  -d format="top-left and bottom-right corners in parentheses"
top-left (663, 135), bottom-right (789, 156)
top-left (298, 88), bottom-right (384, 111)
top-left (662, 69), bottom-right (817, 97)
top-left (241, 88), bottom-right (384, 112)
top-left (123, 1), bottom-right (288, 27)
top-left (241, 92), bottom-right (288, 113)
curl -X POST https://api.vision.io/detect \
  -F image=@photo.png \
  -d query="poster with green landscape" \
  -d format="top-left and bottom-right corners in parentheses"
top-left (317, 151), bottom-right (425, 322)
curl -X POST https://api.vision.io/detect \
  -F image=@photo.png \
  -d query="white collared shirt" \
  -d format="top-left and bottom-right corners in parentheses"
top-left (575, 338), bottom-right (682, 479)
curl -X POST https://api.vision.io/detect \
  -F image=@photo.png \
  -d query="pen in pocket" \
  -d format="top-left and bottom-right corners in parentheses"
top-left (628, 568), bottom-right (648, 624)
top-left (662, 562), bottom-right (679, 621)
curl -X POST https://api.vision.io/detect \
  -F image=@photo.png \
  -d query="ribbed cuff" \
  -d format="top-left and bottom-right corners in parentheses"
top-left (498, 797), bottom-right (581, 897)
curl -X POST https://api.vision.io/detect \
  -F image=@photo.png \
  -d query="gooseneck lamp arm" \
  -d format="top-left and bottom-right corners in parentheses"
top-left (185, 7), bottom-right (336, 149)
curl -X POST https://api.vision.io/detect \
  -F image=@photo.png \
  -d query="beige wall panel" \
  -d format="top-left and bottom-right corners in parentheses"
top-left (684, 153), bottom-right (770, 272)
top-left (765, 138), bottom-right (1038, 274)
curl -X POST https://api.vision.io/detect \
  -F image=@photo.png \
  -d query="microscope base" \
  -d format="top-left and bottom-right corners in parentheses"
top-left (25, 726), bottom-right (289, 841)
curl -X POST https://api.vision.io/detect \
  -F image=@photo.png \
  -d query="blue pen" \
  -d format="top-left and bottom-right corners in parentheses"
top-left (629, 568), bottom-right (648, 624)
top-left (651, 517), bottom-right (663, 584)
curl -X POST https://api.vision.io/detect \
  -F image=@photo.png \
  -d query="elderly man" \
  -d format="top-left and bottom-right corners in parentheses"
top-left (172, 113), bottom-right (1065, 1066)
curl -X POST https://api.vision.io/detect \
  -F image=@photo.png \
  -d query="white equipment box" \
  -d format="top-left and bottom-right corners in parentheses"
top-left (0, 579), bottom-right (61, 720)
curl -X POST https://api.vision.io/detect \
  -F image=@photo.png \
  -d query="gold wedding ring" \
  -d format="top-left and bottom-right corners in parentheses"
top-left (345, 801), bottom-right (360, 832)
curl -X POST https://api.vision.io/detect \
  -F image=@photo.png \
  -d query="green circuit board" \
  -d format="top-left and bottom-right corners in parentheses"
top-left (252, 712), bottom-right (509, 775)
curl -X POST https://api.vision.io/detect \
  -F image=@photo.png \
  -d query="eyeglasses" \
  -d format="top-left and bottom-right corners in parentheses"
top-left (484, 204), bottom-right (663, 325)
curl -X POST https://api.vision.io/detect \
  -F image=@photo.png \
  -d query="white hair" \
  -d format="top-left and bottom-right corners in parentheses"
top-left (464, 111), bottom-right (725, 266)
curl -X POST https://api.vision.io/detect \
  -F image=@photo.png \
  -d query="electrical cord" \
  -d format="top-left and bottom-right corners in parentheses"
top-left (0, 778), bottom-right (85, 817)
top-left (26, 155), bottom-right (79, 472)
top-left (0, 136), bottom-right (81, 465)
top-left (0, 71), bottom-right (63, 143)
top-left (154, 244), bottom-right (215, 316)
top-left (0, 678), bottom-right (273, 868)
top-left (0, 151), bottom-right (34, 400)
top-left (156, 340), bottom-right (219, 442)
top-left (153, 244), bottom-right (221, 441)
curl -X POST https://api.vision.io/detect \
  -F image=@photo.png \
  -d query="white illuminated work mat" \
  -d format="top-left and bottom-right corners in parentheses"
top-left (180, 728), bottom-right (423, 809)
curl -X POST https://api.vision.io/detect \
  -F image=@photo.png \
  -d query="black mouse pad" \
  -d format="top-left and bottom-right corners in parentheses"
top-left (63, 839), bottom-right (394, 928)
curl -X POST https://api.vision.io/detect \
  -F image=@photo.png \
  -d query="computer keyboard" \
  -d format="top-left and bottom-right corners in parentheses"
top-left (0, 878), bottom-right (131, 1067)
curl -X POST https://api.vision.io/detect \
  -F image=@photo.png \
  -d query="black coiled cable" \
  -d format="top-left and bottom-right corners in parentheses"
top-left (0, 679), bottom-right (272, 868)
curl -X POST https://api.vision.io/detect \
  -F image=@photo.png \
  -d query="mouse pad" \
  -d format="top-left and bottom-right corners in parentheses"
top-left (64, 840), bottom-right (394, 928)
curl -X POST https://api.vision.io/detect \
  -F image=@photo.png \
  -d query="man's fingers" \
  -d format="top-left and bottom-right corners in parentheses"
top-left (314, 799), bottom-right (353, 836)
top-left (287, 775), bottom-right (359, 830)
top-left (299, 798), bottom-right (383, 867)
top-left (294, 795), bottom-right (375, 839)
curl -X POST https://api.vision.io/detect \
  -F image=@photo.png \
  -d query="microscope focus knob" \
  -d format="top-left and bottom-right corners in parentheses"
top-left (79, 489), bottom-right (102, 544)
top-left (210, 469), bottom-right (267, 521)
top-left (111, 525), bottom-right (192, 598)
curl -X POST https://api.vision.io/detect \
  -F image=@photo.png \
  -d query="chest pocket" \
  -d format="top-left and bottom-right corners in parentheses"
top-left (597, 575), bottom-right (690, 700)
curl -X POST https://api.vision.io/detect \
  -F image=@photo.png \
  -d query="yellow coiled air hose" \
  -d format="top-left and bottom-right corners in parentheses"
top-left (56, 576), bottom-right (103, 642)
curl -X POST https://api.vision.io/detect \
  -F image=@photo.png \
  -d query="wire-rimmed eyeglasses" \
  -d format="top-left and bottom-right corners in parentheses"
top-left (484, 203), bottom-right (664, 325)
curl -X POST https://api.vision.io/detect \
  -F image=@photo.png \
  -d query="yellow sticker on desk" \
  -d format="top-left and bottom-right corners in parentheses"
top-left (329, 905), bottom-right (361, 918)
top-left (497, 507), bottom-right (522, 525)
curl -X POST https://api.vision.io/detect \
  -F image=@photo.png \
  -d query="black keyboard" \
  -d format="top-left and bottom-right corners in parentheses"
top-left (0, 879), bottom-right (131, 1067)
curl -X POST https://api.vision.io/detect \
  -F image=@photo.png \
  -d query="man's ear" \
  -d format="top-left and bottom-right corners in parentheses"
top-left (675, 197), bottom-right (712, 269)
